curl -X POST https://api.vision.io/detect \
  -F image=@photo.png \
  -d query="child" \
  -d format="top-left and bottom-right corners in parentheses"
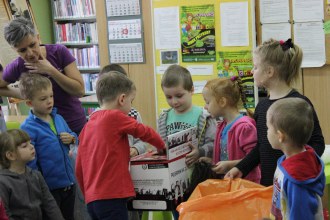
top-left (267, 98), bottom-right (325, 219)
top-left (19, 74), bottom-right (77, 220)
top-left (75, 71), bottom-right (166, 220)
top-left (200, 77), bottom-right (260, 183)
top-left (0, 129), bottom-right (64, 220)
top-left (100, 64), bottom-right (147, 157)
top-left (159, 64), bottom-right (216, 167)
top-left (158, 64), bottom-right (216, 219)
top-left (225, 39), bottom-right (325, 186)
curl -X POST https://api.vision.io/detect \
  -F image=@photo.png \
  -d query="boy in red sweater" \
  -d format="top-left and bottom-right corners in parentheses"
top-left (76, 71), bottom-right (166, 220)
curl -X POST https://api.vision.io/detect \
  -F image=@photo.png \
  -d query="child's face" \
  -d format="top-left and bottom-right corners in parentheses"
top-left (202, 87), bottom-right (223, 118)
top-left (121, 90), bottom-right (136, 114)
top-left (163, 84), bottom-right (193, 114)
top-left (16, 141), bottom-right (35, 163)
top-left (252, 55), bottom-right (268, 88)
top-left (29, 86), bottom-right (54, 118)
top-left (266, 111), bottom-right (280, 150)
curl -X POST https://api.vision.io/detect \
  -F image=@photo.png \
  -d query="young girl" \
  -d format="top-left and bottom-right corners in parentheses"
top-left (225, 39), bottom-right (325, 186)
top-left (201, 76), bottom-right (260, 183)
top-left (0, 129), bottom-right (64, 220)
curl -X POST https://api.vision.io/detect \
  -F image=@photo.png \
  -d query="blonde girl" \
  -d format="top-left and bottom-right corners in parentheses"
top-left (201, 76), bottom-right (260, 183)
top-left (225, 39), bottom-right (325, 186)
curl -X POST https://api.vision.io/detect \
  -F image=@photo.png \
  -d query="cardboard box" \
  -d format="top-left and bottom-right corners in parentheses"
top-left (128, 127), bottom-right (197, 211)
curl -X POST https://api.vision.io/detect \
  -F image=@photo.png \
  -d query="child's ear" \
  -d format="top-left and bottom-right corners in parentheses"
top-left (25, 100), bottom-right (32, 107)
top-left (118, 94), bottom-right (126, 106)
top-left (5, 151), bottom-right (17, 161)
top-left (267, 66), bottom-right (275, 78)
top-left (190, 86), bottom-right (194, 94)
top-left (277, 130), bottom-right (285, 143)
top-left (218, 97), bottom-right (227, 107)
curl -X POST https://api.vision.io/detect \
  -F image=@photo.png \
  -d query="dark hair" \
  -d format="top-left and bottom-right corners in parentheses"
top-left (4, 17), bottom-right (36, 47)
top-left (0, 64), bottom-right (3, 72)
top-left (100, 64), bottom-right (127, 76)
top-left (96, 71), bottom-right (136, 105)
top-left (161, 65), bottom-right (193, 91)
top-left (204, 77), bottom-right (253, 117)
top-left (268, 98), bottom-right (313, 146)
top-left (19, 73), bottom-right (52, 100)
top-left (254, 38), bottom-right (303, 86)
top-left (0, 129), bottom-right (30, 169)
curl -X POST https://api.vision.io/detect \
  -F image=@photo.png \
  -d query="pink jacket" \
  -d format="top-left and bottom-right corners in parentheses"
top-left (213, 116), bottom-right (261, 183)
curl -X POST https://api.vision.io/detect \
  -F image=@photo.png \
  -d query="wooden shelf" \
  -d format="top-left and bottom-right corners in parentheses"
top-left (78, 67), bottom-right (100, 73)
top-left (54, 16), bottom-right (96, 23)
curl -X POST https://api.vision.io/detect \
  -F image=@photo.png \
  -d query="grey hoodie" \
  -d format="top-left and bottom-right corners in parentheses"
top-left (0, 167), bottom-right (64, 220)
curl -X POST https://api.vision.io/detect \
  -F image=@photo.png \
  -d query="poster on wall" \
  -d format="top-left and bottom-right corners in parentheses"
top-left (180, 4), bottom-right (216, 62)
top-left (217, 51), bottom-right (255, 108)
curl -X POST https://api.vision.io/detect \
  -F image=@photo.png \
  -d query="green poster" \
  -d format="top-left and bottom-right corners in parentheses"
top-left (181, 5), bottom-right (215, 62)
top-left (217, 51), bottom-right (255, 108)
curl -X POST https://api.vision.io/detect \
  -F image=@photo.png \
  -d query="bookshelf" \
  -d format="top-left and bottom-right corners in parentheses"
top-left (50, 0), bottom-right (100, 95)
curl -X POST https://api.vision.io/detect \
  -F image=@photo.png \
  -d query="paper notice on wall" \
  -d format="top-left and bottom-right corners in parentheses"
top-left (261, 23), bottom-right (291, 42)
top-left (294, 22), bottom-right (325, 67)
top-left (220, 2), bottom-right (249, 46)
top-left (292, 0), bottom-right (324, 22)
top-left (154, 7), bottom-right (181, 49)
top-left (260, 0), bottom-right (290, 23)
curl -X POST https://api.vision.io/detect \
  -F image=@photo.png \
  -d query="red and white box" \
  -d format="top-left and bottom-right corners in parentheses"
top-left (128, 127), bottom-right (197, 211)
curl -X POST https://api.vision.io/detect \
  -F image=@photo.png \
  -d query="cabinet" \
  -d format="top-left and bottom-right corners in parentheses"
top-left (50, 0), bottom-right (100, 95)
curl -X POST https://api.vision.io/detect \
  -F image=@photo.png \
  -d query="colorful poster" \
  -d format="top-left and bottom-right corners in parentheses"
top-left (217, 51), bottom-right (255, 108)
top-left (180, 5), bottom-right (216, 62)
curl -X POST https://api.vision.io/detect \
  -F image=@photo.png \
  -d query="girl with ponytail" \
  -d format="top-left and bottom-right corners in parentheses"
top-left (200, 76), bottom-right (261, 183)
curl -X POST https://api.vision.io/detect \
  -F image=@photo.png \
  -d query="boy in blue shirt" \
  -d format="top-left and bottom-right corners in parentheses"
top-left (267, 98), bottom-right (325, 219)
top-left (19, 73), bottom-right (77, 220)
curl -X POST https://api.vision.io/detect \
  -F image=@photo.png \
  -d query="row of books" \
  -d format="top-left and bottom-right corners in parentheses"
top-left (53, 0), bottom-right (96, 18)
top-left (68, 46), bottom-right (100, 68)
top-left (82, 73), bottom-right (99, 94)
top-left (55, 23), bottom-right (98, 43)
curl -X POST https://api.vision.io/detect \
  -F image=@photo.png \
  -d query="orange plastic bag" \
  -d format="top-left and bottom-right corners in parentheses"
top-left (177, 178), bottom-right (273, 220)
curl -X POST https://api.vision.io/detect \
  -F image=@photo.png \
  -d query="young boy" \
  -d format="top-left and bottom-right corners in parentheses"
top-left (159, 64), bottom-right (216, 167)
top-left (19, 74), bottom-right (77, 220)
top-left (158, 64), bottom-right (216, 219)
top-left (100, 64), bottom-right (147, 157)
top-left (76, 71), bottom-right (166, 220)
top-left (267, 98), bottom-right (325, 219)
top-left (0, 129), bottom-right (64, 220)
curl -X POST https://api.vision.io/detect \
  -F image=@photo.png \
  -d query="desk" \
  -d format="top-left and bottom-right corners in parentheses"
top-left (79, 94), bottom-right (99, 108)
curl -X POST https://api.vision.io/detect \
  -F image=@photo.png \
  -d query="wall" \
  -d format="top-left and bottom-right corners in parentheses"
top-left (95, 1), bottom-right (157, 129)
top-left (29, 0), bottom-right (53, 43)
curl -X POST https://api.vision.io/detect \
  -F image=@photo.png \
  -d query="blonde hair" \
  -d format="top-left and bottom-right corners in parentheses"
top-left (0, 129), bottom-right (30, 169)
top-left (254, 38), bottom-right (303, 85)
top-left (204, 77), bottom-right (253, 117)
top-left (19, 73), bottom-right (52, 100)
top-left (268, 98), bottom-right (313, 146)
top-left (96, 71), bottom-right (135, 105)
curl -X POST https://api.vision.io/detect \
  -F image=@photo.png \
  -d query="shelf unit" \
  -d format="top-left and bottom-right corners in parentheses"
top-left (50, 0), bottom-right (100, 95)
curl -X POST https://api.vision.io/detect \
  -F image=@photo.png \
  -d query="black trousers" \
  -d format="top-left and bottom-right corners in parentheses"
top-left (51, 184), bottom-right (76, 220)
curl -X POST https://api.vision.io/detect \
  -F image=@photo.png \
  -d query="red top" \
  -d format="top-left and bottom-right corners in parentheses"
top-left (76, 110), bottom-right (165, 203)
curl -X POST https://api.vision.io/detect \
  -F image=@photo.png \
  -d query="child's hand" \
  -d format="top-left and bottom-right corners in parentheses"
top-left (185, 143), bottom-right (199, 167)
top-left (130, 147), bottom-right (139, 157)
top-left (198, 156), bottom-right (212, 164)
top-left (60, 132), bottom-right (74, 145)
top-left (224, 167), bottom-right (243, 179)
top-left (211, 161), bottom-right (233, 174)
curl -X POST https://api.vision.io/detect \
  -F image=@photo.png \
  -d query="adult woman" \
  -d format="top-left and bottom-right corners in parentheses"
top-left (0, 17), bottom-right (86, 134)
